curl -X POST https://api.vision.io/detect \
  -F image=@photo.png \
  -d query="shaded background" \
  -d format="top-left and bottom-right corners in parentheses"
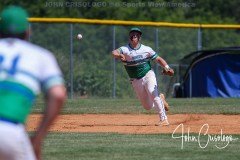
top-left (1, 0), bottom-right (239, 98)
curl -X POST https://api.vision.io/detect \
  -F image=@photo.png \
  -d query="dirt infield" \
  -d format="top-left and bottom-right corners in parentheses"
top-left (26, 114), bottom-right (240, 134)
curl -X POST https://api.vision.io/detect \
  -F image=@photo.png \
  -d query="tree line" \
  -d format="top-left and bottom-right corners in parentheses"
top-left (1, 0), bottom-right (239, 97)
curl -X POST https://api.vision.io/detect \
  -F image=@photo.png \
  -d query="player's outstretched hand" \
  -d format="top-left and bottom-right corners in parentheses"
top-left (162, 68), bottom-right (174, 76)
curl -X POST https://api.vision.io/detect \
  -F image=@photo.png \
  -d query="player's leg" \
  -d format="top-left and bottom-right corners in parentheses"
top-left (0, 122), bottom-right (36, 160)
top-left (131, 79), bottom-right (153, 110)
top-left (160, 93), bottom-right (169, 111)
top-left (0, 121), bottom-right (22, 160)
top-left (19, 125), bottom-right (37, 160)
top-left (144, 70), bottom-right (169, 125)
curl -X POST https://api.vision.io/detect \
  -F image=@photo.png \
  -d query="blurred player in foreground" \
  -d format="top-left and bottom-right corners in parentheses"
top-left (112, 28), bottom-right (174, 126)
top-left (0, 6), bottom-right (66, 160)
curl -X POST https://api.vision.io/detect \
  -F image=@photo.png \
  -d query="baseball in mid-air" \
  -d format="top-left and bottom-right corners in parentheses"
top-left (77, 34), bottom-right (83, 40)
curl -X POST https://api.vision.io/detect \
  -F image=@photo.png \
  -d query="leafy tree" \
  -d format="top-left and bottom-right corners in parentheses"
top-left (1, 0), bottom-right (239, 97)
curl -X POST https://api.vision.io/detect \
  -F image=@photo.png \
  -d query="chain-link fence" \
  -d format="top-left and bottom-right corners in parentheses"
top-left (29, 21), bottom-right (240, 98)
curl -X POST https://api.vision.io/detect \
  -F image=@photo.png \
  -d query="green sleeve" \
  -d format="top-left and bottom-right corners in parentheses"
top-left (117, 48), bottom-right (123, 54)
top-left (151, 53), bottom-right (159, 60)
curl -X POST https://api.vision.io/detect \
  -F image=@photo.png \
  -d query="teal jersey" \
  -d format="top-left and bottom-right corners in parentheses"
top-left (118, 44), bottom-right (158, 79)
top-left (0, 38), bottom-right (64, 123)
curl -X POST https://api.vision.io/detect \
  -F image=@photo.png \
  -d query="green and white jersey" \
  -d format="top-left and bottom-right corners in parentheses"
top-left (118, 44), bottom-right (158, 79)
top-left (0, 38), bottom-right (64, 123)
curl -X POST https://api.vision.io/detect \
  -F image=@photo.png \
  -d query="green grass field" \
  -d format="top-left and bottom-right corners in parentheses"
top-left (43, 133), bottom-right (240, 160)
top-left (32, 98), bottom-right (240, 160)
top-left (33, 98), bottom-right (240, 114)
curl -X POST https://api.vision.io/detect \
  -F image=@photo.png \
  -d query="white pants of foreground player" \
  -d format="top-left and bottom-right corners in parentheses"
top-left (131, 70), bottom-right (167, 121)
top-left (0, 121), bottom-right (36, 160)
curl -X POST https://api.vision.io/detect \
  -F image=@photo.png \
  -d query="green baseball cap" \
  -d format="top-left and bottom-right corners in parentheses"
top-left (129, 27), bottom-right (142, 35)
top-left (0, 5), bottom-right (29, 34)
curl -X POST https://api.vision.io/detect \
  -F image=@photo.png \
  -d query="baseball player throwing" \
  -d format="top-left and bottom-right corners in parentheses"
top-left (0, 6), bottom-right (66, 160)
top-left (112, 28), bottom-right (174, 126)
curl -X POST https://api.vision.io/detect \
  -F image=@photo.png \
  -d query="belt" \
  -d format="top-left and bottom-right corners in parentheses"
top-left (0, 117), bottom-right (19, 125)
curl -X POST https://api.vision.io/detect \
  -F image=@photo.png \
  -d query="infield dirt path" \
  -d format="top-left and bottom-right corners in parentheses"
top-left (26, 114), bottom-right (240, 134)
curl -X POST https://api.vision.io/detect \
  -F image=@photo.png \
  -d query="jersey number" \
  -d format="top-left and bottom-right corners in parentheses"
top-left (0, 54), bottom-right (21, 75)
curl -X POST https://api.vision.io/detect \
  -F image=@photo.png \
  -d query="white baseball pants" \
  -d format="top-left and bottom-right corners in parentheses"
top-left (131, 70), bottom-right (167, 121)
top-left (0, 121), bottom-right (36, 160)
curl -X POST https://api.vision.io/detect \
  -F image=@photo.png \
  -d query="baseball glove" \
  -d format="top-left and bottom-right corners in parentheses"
top-left (162, 68), bottom-right (174, 76)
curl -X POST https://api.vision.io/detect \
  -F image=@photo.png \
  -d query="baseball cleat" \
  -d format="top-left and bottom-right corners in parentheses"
top-left (159, 119), bottom-right (170, 126)
top-left (160, 93), bottom-right (169, 111)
